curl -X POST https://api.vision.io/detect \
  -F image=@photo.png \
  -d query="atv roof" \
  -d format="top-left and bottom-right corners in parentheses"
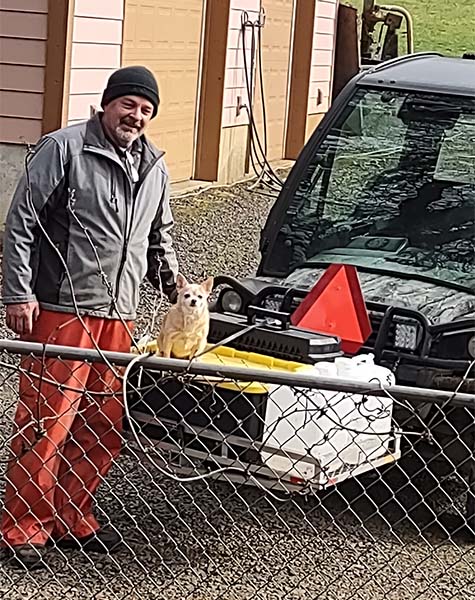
top-left (358, 53), bottom-right (475, 97)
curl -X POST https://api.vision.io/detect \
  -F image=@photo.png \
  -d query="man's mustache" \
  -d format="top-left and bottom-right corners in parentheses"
top-left (120, 118), bottom-right (141, 130)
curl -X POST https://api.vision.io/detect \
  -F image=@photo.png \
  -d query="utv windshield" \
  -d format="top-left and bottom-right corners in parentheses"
top-left (269, 88), bottom-right (475, 292)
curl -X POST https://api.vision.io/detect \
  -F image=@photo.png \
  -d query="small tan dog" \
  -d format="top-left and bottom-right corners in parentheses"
top-left (157, 273), bottom-right (214, 359)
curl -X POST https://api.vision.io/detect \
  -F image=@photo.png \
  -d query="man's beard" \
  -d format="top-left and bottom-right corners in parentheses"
top-left (114, 122), bottom-right (142, 147)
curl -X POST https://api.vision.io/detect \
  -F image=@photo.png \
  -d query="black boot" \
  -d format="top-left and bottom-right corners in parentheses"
top-left (55, 526), bottom-right (122, 554)
top-left (4, 544), bottom-right (47, 570)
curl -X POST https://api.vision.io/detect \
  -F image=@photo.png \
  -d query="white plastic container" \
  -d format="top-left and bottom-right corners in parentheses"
top-left (261, 354), bottom-right (396, 479)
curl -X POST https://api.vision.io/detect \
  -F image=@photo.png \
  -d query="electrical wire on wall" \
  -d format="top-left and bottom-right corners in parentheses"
top-left (240, 9), bottom-right (284, 194)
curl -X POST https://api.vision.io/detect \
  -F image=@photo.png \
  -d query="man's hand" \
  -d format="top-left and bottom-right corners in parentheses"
top-left (6, 302), bottom-right (40, 336)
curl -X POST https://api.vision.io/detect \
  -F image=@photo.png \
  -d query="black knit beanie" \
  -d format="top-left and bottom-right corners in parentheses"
top-left (101, 66), bottom-right (160, 118)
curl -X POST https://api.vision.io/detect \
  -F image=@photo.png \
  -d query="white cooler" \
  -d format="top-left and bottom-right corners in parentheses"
top-left (260, 354), bottom-right (397, 483)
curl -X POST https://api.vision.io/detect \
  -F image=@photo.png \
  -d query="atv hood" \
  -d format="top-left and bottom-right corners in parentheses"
top-left (280, 268), bottom-right (474, 325)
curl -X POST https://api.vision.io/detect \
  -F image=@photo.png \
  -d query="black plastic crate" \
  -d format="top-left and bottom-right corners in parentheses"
top-left (126, 367), bottom-right (268, 442)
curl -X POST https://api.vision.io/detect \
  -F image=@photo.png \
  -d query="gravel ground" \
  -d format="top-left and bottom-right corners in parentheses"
top-left (0, 176), bottom-right (474, 600)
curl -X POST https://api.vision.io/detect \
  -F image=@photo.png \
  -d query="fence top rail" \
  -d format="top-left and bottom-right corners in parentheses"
top-left (0, 338), bottom-right (473, 408)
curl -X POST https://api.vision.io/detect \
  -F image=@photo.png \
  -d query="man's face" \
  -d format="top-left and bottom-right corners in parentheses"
top-left (102, 95), bottom-right (154, 147)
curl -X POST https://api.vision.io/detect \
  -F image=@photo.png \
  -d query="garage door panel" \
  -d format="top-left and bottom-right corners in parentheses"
top-left (123, 0), bottom-right (203, 181)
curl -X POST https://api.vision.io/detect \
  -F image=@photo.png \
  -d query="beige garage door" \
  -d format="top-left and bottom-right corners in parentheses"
top-left (122, 0), bottom-right (203, 181)
top-left (253, 0), bottom-right (293, 162)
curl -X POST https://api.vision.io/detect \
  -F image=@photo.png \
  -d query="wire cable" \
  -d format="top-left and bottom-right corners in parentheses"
top-left (240, 11), bottom-right (284, 191)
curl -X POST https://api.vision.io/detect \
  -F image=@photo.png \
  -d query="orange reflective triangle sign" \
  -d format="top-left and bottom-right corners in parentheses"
top-left (290, 264), bottom-right (372, 354)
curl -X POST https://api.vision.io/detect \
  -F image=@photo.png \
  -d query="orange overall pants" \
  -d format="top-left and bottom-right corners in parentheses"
top-left (1, 310), bottom-right (133, 547)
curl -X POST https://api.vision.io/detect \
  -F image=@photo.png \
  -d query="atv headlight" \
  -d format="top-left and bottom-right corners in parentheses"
top-left (220, 289), bottom-right (243, 314)
top-left (468, 335), bottom-right (475, 359)
top-left (394, 323), bottom-right (419, 351)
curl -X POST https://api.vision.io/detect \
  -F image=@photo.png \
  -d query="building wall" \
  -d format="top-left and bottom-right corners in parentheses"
top-left (218, 0), bottom-right (260, 182)
top-left (221, 0), bottom-right (260, 129)
top-left (306, 0), bottom-right (337, 139)
top-left (219, 0), bottom-right (337, 182)
top-left (252, 0), bottom-right (294, 162)
top-left (122, 0), bottom-right (204, 181)
top-left (67, 0), bottom-right (124, 125)
top-left (0, 0), bottom-right (48, 144)
top-left (0, 0), bottom-right (49, 226)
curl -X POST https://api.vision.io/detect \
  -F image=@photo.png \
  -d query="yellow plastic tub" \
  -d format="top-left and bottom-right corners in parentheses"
top-left (135, 339), bottom-right (314, 393)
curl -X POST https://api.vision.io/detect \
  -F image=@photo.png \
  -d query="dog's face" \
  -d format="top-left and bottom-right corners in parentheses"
top-left (176, 274), bottom-right (214, 314)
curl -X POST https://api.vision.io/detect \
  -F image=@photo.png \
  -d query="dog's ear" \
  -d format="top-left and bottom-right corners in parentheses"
top-left (176, 273), bottom-right (188, 291)
top-left (201, 276), bottom-right (214, 295)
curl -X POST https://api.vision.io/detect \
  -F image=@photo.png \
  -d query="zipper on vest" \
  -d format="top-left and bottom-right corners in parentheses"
top-left (109, 155), bottom-right (163, 315)
top-left (109, 169), bottom-right (132, 316)
top-left (110, 178), bottom-right (119, 212)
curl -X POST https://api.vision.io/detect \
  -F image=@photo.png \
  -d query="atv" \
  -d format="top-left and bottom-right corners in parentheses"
top-left (209, 52), bottom-right (475, 531)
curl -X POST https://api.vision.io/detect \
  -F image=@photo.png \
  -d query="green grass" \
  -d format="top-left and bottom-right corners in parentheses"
top-left (351, 0), bottom-right (472, 56)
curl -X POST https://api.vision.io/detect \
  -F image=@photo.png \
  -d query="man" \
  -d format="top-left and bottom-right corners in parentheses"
top-left (1, 66), bottom-right (178, 568)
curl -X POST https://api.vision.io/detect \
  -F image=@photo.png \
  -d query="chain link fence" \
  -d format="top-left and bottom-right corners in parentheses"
top-left (0, 339), bottom-right (474, 600)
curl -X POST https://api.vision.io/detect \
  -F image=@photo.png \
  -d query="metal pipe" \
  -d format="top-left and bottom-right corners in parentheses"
top-left (0, 339), bottom-right (473, 408)
top-left (380, 5), bottom-right (415, 54)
